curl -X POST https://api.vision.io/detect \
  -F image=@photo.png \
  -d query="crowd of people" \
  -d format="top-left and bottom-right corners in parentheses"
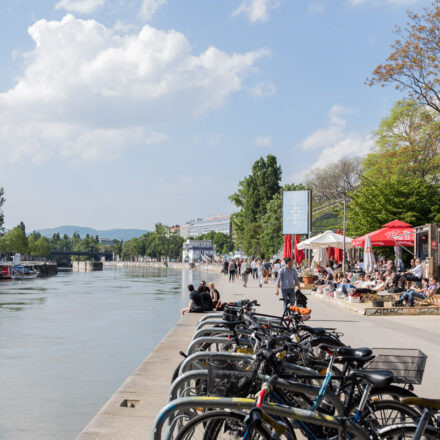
top-left (222, 258), bottom-right (284, 288)
top-left (312, 258), bottom-right (439, 307)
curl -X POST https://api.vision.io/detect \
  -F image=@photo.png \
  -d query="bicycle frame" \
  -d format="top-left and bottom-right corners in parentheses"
top-left (151, 396), bottom-right (370, 440)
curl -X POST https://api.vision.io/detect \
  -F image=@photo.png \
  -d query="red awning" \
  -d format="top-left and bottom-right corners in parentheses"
top-left (352, 220), bottom-right (415, 247)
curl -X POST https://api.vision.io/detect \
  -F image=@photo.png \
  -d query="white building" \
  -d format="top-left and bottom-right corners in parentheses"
top-left (180, 215), bottom-right (231, 239)
top-left (182, 240), bottom-right (215, 262)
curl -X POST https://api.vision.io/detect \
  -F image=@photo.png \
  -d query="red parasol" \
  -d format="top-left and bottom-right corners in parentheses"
top-left (283, 234), bottom-right (293, 259)
top-left (352, 220), bottom-right (414, 247)
top-left (293, 234), bottom-right (305, 264)
top-left (334, 229), bottom-right (343, 264)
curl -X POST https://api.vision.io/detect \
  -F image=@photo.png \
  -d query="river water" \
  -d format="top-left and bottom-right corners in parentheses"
top-left (0, 266), bottom-right (211, 439)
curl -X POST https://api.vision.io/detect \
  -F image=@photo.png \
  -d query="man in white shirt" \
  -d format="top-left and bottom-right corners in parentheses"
top-left (398, 258), bottom-right (423, 289)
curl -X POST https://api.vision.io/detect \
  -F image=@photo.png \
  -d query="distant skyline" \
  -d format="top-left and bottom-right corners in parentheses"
top-left (0, 0), bottom-right (431, 230)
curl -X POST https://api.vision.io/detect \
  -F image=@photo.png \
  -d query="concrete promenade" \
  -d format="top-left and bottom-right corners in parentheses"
top-left (77, 269), bottom-right (440, 439)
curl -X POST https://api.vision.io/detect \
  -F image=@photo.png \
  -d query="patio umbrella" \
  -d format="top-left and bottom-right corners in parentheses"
top-left (363, 234), bottom-right (376, 273)
top-left (297, 230), bottom-right (353, 250)
top-left (352, 220), bottom-right (414, 247)
top-left (282, 235), bottom-right (293, 259)
top-left (293, 234), bottom-right (305, 264)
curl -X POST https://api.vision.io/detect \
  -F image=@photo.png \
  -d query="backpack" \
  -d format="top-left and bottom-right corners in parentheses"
top-left (295, 289), bottom-right (308, 308)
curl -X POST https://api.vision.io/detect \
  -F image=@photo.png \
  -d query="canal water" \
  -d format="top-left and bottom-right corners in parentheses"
top-left (0, 266), bottom-right (211, 439)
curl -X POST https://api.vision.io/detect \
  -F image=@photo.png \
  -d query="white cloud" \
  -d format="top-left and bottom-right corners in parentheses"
top-left (55, 0), bottom-right (105, 14)
top-left (139, 0), bottom-right (167, 21)
top-left (248, 81), bottom-right (276, 97)
top-left (232, 0), bottom-right (281, 23)
top-left (255, 135), bottom-right (272, 147)
top-left (308, 3), bottom-right (326, 14)
top-left (0, 14), bottom-right (268, 162)
top-left (300, 105), bottom-right (349, 151)
top-left (348, 0), bottom-right (421, 5)
top-left (292, 105), bottom-right (373, 181)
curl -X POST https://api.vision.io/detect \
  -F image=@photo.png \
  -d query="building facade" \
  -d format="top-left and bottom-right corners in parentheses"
top-left (182, 239), bottom-right (215, 262)
top-left (180, 215), bottom-right (231, 239)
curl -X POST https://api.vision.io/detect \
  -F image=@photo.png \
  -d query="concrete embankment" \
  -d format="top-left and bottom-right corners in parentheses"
top-left (104, 261), bottom-right (220, 273)
top-left (76, 313), bottom-right (201, 440)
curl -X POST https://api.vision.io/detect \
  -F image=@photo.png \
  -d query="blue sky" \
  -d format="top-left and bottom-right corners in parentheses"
top-left (0, 0), bottom-right (431, 230)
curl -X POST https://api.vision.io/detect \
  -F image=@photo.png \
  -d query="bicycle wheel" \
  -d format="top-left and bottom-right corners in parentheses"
top-left (379, 424), bottom-right (438, 439)
top-left (362, 400), bottom-right (421, 431)
top-left (175, 410), bottom-right (271, 440)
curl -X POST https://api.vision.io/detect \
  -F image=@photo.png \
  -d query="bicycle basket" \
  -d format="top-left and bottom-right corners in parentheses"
top-left (364, 348), bottom-right (427, 385)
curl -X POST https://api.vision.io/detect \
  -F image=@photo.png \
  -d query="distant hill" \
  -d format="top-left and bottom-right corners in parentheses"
top-left (36, 225), bottom-right (150, 241)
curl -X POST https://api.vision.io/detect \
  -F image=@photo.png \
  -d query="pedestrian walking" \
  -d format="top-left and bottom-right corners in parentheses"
top-left (257, 260), bottom-right (264, 287)
top-left (228, 260), bottom-right (236, 283)
top-left (241, 259), bottom-right (251, 287)
top-left (251, 259), bottom-right (258, 279)
top-left (275, 258), bottom-right (300, 308)
top-left (262, 259), bottom-right (271, 284)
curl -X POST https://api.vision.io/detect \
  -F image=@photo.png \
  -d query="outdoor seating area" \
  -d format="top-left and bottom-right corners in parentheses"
top-left (292, 220), bottom-right (440, 315)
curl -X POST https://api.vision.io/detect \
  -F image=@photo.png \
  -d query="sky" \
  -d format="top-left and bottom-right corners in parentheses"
top-left (0, 0), bottom-right (432, 231)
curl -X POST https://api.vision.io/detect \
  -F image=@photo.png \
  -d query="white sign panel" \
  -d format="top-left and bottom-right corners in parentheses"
top-left (282, 191), bottom-right (310, 235)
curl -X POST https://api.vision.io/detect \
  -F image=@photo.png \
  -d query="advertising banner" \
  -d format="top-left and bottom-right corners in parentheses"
top-left (282, 191), bottom-right (310, 235)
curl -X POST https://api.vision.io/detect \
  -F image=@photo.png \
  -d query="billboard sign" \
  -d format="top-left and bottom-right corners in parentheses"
top-left (283, 191), bottom-right (310, 235)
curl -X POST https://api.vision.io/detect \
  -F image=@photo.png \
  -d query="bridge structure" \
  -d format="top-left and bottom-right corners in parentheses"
top-left (50, 250), bottom-right (113, 260)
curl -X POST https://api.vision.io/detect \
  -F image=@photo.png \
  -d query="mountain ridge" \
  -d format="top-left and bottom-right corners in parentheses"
top-left (36, 225), bottom-right (150, 241)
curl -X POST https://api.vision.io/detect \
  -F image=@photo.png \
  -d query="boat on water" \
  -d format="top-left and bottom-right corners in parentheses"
top-left (10, 266), bottom-right (39, 280)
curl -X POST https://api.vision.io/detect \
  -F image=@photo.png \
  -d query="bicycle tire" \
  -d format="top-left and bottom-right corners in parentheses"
top-left (174, 410), bottom-right (272, 440)
top-left (378, 423), bottom-right (438, 439)
top-left (362, 400), bottom-right (421, 431)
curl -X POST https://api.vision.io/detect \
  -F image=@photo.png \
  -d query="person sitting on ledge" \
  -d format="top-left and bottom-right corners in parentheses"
top-left (208, 282), bottom-right (221, 309)
top-left (393, 277), bottom-right (439, 307)
top-left (181, 284), bottom-right (205, 315)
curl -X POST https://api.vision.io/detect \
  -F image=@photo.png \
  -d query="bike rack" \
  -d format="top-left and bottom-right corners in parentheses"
top-left (178, 351), bottom-right (254, 376)
top-left (186, 336), bottom-right (253, 355)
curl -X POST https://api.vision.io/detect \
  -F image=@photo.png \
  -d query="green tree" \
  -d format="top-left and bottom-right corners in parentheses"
top-left (1, 224), bottom-right (29, 254)
top-left (29, 237), bottom-right (51, 257)
top-left (229, 155), bottom-right (282, 254)
top-left (347, 176), bottom-right (440, 237)
top-left (260, 183), bottom-right (306, 258)
top-left (364, 100), bottom-right (440, 183)
top-left (195, 231), bottom-right (234, 254)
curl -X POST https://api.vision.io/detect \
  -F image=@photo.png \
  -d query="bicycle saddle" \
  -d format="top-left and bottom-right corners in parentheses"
top-left (300, 325), bottom-right (327, 336)
top-left (349, 369), bottom-right (394, 388)
top-left (336, 346), bottom-right (373, 358)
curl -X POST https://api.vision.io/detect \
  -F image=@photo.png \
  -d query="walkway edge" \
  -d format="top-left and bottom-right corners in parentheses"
top-left (75, 313), bottom-right (200, 440)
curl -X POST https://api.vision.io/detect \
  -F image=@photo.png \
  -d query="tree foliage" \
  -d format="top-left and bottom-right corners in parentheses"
top-left (195, 231), bottom-right (234, 254)
top-left (347, 176), bottom-right (440, 237)
top-left (229, 155), bottom-right (282, 254)
top-left (305, 157), bottom-right (363, 206)
top-left (368, 1), bottom-right (440, 114)
top-left (364, 99), bottom-right (440, 183)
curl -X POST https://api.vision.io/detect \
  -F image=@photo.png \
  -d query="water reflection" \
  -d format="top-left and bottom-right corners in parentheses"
top-left (0, 266), bottom-right (213, 440)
